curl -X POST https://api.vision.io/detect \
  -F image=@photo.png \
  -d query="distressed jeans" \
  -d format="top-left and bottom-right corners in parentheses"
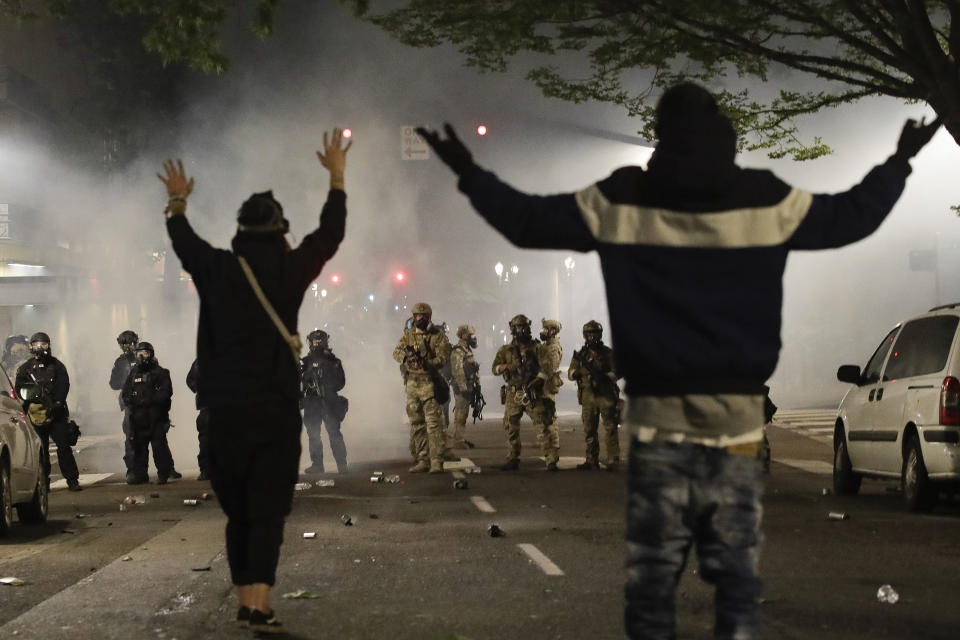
top-left (625, 439), bottom-right (763, 640)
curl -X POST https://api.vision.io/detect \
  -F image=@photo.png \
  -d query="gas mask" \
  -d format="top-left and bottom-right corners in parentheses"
top-left (310, 339), bottom-right (328, 353)
top-left (413, 314), bottom-right (430, 330)
top-left (30, 342), bottom-right (50, 360)
top-left (120, 342), bottom-right (136, 354)
top-left (468, 336), bottom-right (478, 349)
top-left (135, 350), bottom-right (153, 368)
top-left (585, 332), bottom-right (602, 347)
top-left (540, 329), bottom-right (552, 342)
top-left (511, 325), bottom-right (532, 343)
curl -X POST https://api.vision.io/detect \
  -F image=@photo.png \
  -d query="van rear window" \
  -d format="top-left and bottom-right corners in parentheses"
top-left (883, 316), bottom-right (959, 380)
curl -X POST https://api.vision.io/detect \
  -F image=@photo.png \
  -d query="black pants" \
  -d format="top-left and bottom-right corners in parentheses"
top-left (209, 400), bottom-right (301, 586)
top-left (196, 408), bottom-right (210, 475)
top-left (128, 412), bottom-right (174, 480)
top-left (303, 400), bottom-right (347, 471)
top-left (121, 409), bottom-right (136, 473)
top-left (35, 419), bottom-right (79, 484)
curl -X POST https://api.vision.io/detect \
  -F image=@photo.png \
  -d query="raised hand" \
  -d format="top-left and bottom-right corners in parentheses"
top-left (316, 128), bottom-right (352, 175)
top-left (893, 116), bottom-right (941, 163)
top-left (415, 124), bottom-right (475, 177)
top-left (156, 159), bottom-right (195, 198)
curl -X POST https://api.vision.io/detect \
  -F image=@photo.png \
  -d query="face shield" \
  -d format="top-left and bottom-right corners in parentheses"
top-left (30, 341), bottom-right (50, 358)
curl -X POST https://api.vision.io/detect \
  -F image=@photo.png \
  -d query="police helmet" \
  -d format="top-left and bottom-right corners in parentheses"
top-left (134, 341), bottom-right (155, 357)
top-left (457, 324), bottom-right (475, 339)
top-left (307, 329), bottom-right (329, 342)
top-left (117, 330), bottom-right (139, 345)
top-left (29, 332), bottom-right (51, 345)
top-left (508, 314), bottom-right (531, 328)
top-left (411, 302), bottom-right (433, 317)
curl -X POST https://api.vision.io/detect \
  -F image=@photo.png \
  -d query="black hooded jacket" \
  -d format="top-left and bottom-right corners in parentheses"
top-left (166, 190), bottom-right (346, 408)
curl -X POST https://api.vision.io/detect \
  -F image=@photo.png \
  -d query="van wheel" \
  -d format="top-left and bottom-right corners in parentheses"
top-left (833, 438), bottom-right (862, 495)
top-left (0, 461), bottom-right (13, 537)
top-left (16, 464), bottom-right (48, 524)
top-left (903, 435), bottom-right (938, 512)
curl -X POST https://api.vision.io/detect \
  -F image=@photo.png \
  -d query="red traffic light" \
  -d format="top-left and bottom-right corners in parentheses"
top-left (342, 128), bottom-right (353, 139)
top-left (476, 124), bottom-right (488, 136)
top-left (330, 274), bottom-right (341, 284)
top-left (394, 271), bottom-right (405, 282)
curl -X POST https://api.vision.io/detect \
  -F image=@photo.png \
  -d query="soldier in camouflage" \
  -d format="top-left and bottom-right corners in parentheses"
top-left (392, 302), bottom-right (452, 473)
top-left (568, 320), bottom-right (621, 471)
top-left (449, 324), bottom-right (480, 449)
top-left (531, 319), bottom-right (564, 470)
top-left (492, 314), bottom-right (541, 470)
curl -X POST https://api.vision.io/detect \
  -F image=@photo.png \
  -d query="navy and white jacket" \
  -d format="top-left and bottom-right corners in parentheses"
top-left (457, 156), bottom-right (910, 399)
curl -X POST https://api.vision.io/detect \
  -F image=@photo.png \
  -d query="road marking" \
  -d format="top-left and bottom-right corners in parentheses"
top-left (50, 473), bottom-right (113, 491)
top-left (451, 471), bottom-right (466, 479)
top-left (442, 458), bottom-right (478, 472)
top-left (517, 543), bottom-right (565, 576)
top-left (776, 458), bottom-right (833, 475)
top-left (470, 496), bottom-right (496, 513)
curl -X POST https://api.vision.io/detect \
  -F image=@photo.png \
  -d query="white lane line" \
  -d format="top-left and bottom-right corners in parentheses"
top-left (470, 496), bottom-right (496, 513)
top-left (50, 473), bottom-right (113, 491)
top-left (775, 459), bottom-right (833, 475)
top-left (517, 543), bottom-right (565, 576)
top-left (442, 458), bottom-right (478, 471)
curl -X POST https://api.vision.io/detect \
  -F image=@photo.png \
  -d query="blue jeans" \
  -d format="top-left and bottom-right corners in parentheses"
top-left (625, 440), bottom-right (763, 640)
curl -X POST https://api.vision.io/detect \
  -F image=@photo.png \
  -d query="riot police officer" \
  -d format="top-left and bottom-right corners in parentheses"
top-left (121, 342), bottom-right (174, 484)
top-left (186, 359), bottom-right (211, 481)
top-left (1, 334), bottom-right (30, 375)
top-left (109, 330), bottom-right (139, 479)
top-left (299, 329), bottom-right (349, 474)
top-left (393, 302), bottom-right (451, 473)
top-left (15, 332), bottom-right (81, 491)
top-left (568, 320), bottom-right (621, 470)
top-left (491, 314), bottom-right (543, 470)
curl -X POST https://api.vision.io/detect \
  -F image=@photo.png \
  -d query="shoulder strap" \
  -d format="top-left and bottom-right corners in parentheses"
top-left (236, 256), bottom-right (302, 364)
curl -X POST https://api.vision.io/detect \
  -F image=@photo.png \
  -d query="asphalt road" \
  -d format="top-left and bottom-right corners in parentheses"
top-left (1, 412), bottom-right (959, 639)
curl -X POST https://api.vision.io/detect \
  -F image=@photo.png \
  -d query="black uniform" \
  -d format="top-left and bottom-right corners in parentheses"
top-left (121, 358), bottom-right (174, 482)
top-left (186, 359), bottom-right (210, 479)
top-left (15, 355), bottom-right (79, 486)
top-left (109, 351), bottom-right (138, 473)
top-left (300, 347), bottom-right (347, 473)
top-left (166, 188), bottom-right (345, 587)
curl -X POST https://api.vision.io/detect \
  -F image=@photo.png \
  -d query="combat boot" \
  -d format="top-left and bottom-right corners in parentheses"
top-left (576, 461), bottom-right (597, 471)
top-left (408, 459), bottom-right (430, 473)
top-left (442, 450), bottom-right (461, 462)
top-left (499, 458), bottom-right (520, 471)
top-left (429, 459), bottom-right (444, 474)
top-left (546, 461), bottom-right (559, 472)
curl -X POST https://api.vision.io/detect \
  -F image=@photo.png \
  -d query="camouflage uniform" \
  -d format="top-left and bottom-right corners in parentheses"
top-left (568, 320), bottom-right (621, 469)
top-left (450, 325), bottom-right (480, 447)
top-left (531, 319), bottom-right (563, 466)
top-left (393, 303), bottom-right (452, 473)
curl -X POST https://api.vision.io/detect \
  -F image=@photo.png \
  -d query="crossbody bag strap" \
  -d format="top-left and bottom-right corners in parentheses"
top-left (236, 256), bottom-right (302, 364)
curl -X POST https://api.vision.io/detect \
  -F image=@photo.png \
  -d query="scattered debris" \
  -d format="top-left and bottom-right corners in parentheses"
top-left (453, 479), bottom-right (469, 490)
top-left (200, 492), bottom-right (212, 500)
top-left (464, 467), bottom-right (481, 474)
top-left (74, 513), bottom-right (91, 519)
top-left (370, 475), bottom-right (384, 483)
top-left (282, 590), bottom-right (322, 600)
top-left (353, 558), bottom-right (361, 564)
top-left (122, 556), bottom-right (132, 562)
top-left (150, 492), bottom-right (161, 498)
top-left (123, 495), bottom-right (146, 506)
top-left (372, 471), bottom-right (384, 478)
top-left (0, 577), bottom-right (25, 586)
top-left (316, 480), bottom-right (336, 488)
top-left (183, 499), bottom-right (199, 506)
top-left (191, 566), bottom-right (211, 572)
top-left (821, 488), bottom-right (831, 496)
top-left (827, 512), bottom-right (848, 521)
top-left (303, 532), bottom-right (317, 539)
top-left (60, 529), bottom-right (76, 535)
top-left (340, 514), bottom-right (353, 526)
top-left (385, 475), bottom-right (401, 484)
top-left (369, 514), bottom-right (379, 519)
top-left (877, 584), bottom-right (899, 604)
top-left (294, 482), bottom-right (312, 491)
top-left (487, 523), bottom-right (504, 538)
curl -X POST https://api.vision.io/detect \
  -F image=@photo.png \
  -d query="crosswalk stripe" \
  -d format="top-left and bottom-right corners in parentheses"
top-left (470, 496), bottom-right (496, 513)
top-left (49, 473), bottom-right (113, 491)
top-left (776, 459), bottom-right (833, 475)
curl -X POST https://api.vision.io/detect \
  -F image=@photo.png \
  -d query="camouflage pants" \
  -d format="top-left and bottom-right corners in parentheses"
top-left (503, 388), bottom-right (559, 464)
top-left (626, 440), bottom-right (763, 639)
top-left (405, 375), bottom-right (444, 464)
top-left (451, 390), bottom-right (471, 443)
top-left (582, 403), bottom-right (620, 465)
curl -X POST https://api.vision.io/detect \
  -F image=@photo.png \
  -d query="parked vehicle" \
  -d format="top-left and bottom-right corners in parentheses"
top-left (0, 364), bottom-right (48, 536)
top-left (835, 303), bottom-right (960, 511)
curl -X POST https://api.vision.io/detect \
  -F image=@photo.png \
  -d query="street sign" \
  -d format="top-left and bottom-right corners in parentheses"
top-left (401, 126), bottom-right (430, 161)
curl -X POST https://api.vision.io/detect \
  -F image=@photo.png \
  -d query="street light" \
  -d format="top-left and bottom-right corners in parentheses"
top-left (320, 289), bottom-right (327, 298)
top-left (564, 256), bottom-right (576, 271)
top-left (511, 264), bottom-right (519, 275)
top-left (494, 262), bottom-right (504, 277)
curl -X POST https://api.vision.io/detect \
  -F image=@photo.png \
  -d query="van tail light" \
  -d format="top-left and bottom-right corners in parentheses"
top-left (940, 376), bottom-right (960, 426)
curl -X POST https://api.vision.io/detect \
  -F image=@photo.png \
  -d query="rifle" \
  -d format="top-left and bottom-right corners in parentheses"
top-left (578, 347), bottom-right (619, 399)
top-left (302, 362), bottom-right (325, 400)
top-left (470, 382), bottom-right (486, 422)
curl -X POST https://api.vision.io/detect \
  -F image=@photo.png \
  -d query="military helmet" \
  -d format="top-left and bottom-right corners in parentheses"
top-left (583, 320), bottom-right (603, 336)
top-left (542, 318), bottom-right (562, 332)
top-left (307, 329), bottom-right (329, 342)
top-left (457, 324), bottom-right (475, 339)
top-left (412, 302), bottom-right (433, 317)
top-left (5, 334), bottom-right (28, 351)
top-left (508, 314), bottom-right (531, 328)
top-left (117, 330), bottom-right (139, 345)
top-left (29, 332), bottom-right (51, 345)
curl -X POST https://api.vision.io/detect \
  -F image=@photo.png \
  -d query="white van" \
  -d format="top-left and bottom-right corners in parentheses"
top-left (835, 304), bottom-right (960, 511)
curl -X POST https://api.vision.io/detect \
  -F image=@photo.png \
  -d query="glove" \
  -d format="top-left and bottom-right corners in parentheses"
top-left (892, 116), bottom-right (941, 165)
top-left (415, 124), bottom-right (477, 177)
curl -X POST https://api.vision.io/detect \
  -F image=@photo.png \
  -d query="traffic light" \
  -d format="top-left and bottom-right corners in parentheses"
top-left (330, 274), bottom-right (341, 284)
top-left (394, 271), bottom-right (406, 283)
top-left (342, 128), bottom-right (353, 139)
top-left (476, 124), bottom-right (488, 136)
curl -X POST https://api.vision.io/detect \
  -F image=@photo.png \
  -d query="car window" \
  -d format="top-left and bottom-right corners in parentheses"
top-left (862, 327), bottom-right (899, 384)
top-left (883, 316), bottom-right (959, 381)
